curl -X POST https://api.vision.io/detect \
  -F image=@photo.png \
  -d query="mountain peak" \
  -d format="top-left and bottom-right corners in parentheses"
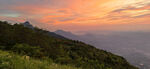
top-left (23, 21), bottom-right (31, 25)
top-left (23, 21), bottom-right (33, 29)
top-left (55, 30), bottom-right (72, 34)
top-left (55, 30), bottom-right (66, 33)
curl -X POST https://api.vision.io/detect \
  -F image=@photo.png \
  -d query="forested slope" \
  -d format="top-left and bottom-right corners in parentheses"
top-left (0, 21), bottom-right (138, 69)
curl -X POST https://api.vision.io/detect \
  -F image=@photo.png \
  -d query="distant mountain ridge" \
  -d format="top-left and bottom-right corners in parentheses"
top-left (55, 30), bottom-right (79, 40)
top-left (22, 21), bottom-right (66, 39)
top-left (54, 30), bottom-right (150, 69)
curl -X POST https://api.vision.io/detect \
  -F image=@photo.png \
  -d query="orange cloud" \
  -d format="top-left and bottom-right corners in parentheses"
top-left (1, 0), bottom-right (150, 32)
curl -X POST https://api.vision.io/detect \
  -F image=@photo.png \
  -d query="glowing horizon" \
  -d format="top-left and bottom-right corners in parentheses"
top-left (0, 0), bottom-right (150, 33)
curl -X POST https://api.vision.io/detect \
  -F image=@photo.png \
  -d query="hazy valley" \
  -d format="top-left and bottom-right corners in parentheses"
top-left (55, 30), bottom-right (150, 69)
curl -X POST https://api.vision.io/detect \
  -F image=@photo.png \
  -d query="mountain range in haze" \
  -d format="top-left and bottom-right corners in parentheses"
top-left (55, 30), bottom-right (150, 69)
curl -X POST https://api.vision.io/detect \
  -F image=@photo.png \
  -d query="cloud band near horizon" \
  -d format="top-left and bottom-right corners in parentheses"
top-left (0, 0), bottom-right (150, 33)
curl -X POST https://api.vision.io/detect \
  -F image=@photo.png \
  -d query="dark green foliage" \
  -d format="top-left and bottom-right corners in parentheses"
top-left (0, 21), bottom-right (138, 69)
top-left (11, 44), bottom-right (44, 58)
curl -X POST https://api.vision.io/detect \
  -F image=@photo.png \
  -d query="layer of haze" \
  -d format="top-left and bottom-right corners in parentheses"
top-left (0, 0), bottom-right (150, 33)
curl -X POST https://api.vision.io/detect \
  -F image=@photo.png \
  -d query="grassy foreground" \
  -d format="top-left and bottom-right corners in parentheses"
top-left (0, 50), bottom-right (80, 69)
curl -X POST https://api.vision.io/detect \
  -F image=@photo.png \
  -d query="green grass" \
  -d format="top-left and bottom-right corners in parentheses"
top-left (0, 50), bottom-right (81, 69)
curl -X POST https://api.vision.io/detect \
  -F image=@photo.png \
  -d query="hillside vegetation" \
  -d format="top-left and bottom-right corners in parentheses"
top-left (0, 50), bottom-right (80, 69)
top-left (0, 21), bottom-right (138, 69)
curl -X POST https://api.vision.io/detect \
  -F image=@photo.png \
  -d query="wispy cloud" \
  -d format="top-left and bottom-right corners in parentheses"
top-left (0, 0), bottom-right (150, 32)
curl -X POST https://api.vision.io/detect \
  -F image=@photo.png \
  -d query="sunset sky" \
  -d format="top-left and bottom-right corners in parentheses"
top-left (0, 0), bottom-right (150, 34)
